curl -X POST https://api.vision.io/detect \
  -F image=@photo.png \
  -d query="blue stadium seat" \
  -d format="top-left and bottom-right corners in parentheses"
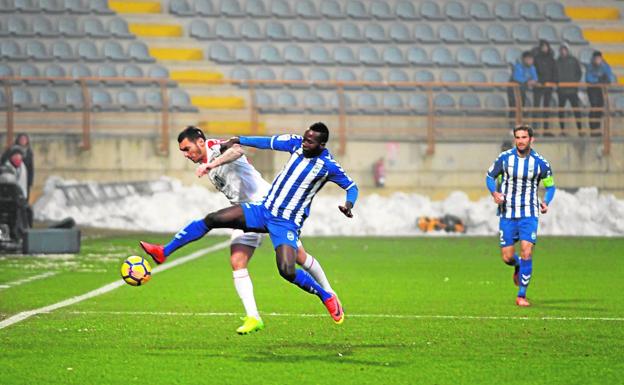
top-left (128, 41), bottom-right (155, 62)
top-left (169, 89), bottom-right (197, 112)
top-left (432, 47), bottom-right (456, 67)
top-left (15, 0), bottom-right (40, 13)
top-left (505, 47), bottom-right (522, 65)
top-left (358, 45), bottom-right (382, 66)
top-left (459, 94), bottom-right (482, 114)
top-left (537, 24), bottom-right (559, 44)
top-left (39, 89), bottom-right (64, 111)
top-left (240, 20), bottom-right (263, 40)
top-left (413, 69), bottom-right (434, 86)
top-left (96, 63), bottom-right (119, 84)
top-left (58, 17), bottom-right (82, 37)
top-left (335, 68), bottom-right (357, 89)
top-left (196, 0), bottom-right (217, 16)
top-left (470, 1), bottom-right (495, 20)
top-left (0, 63), bottom-right (12, 77)
top-left (346, 0), bottom-right (369, 19)
top-left (340, 22), bottom-right (364, 42)
top-left (440, 69), bottom-right (465, 91)
top-left (148, 64), bottom-right (169, 81)
top-left (334, 46), bottom-right (357, 66)
top-left (491, 70), bottom-right (510, 85)
top-left (229, 66), bottom-right (251, 82)
top-left (291, 21), bottom-right (314, 41)
top-left (32, 15), bottom-right (58, 37)
top-left (484, 94), bottom-right (507, 116)
top-left (414, 24), bottom-right (438, 43)
top-left (44, 63), bottom-right (69, 83)
top-left (320, 0), bottom-right (344, 19)
top-left (91, 88), bottom-right (117, 111)
top-left (364, 22), bottom-right (388, 43)
top-left (104, 41), bottom-right (129, 62)
top-left (259, 44), bottom-right (282, 64)
top-left (64, 0), bottom-right (88, 14)
top-left (70, 62), bottom-right (91, 78)
top-left (110, 17), bottom-right (133, 39)
top-left (388, 68), bottom-right (410, 90)
top-left (13, 88), bottom-right (37, 110)
top-left (270, 0), bottom-right (293, 18)
top-left (281, 67), bottom-right (305, 88)
top-left (283, 44), bottom-right (306, 64)
top-left (356, 93), bottom-right (380, 114)
top-left (215, 20), bottom-right (238, 40)
top-left (457, 46), bottom-right (479, 67)
top-left (316, 22), bottom-right (338, 42)
top-left (254, 91), bottom-right (272, 112)
top-left (481, 47), bottom-right (506, 67)
top-left (122, 64), bottom-right (147, 84)
top-left (1, 40), bottom-right (26, 60)
top-left (361, 68), bottom-right (385, 90)
top-left (76, 41), bottom-right (102, 61)
top-left (434, 93), bottom-right (457, 114)
top-left (421, 1), bottom-right (444, 21)
top-left (463, 24), bottom-right (487, 44)
top-left (25, 40), bottom-right (51, 61)
top-left (8, 16), bottom-right (32, 36)
top-left (562, 25), bottom-right (587, 45)
top-left (395, 0), bottom-right (419, 20)
top-left (234, 43), bottom-right (257, 64)
top-left (439, 24), bottom-right (462, 44)
top-left (407, 94), bottom-right (428, 114)
top-left (545, 2), bottom-right (570, 22)
top-left (304, 92), bottom-right (330, 113)
top-left (254, 67), bottom-right (278, 88)
top-left (383, 46), bottom-right (406, 66)
top-left (40, 0), bottom-right (63, 13)
top-left (445, 1), bottom-right (469, 21)
top-left (208, 43), bottom-right (234, 63)
top-left (309, 45), bottom-right (333, 65)
top-left (519, 1), bottom-right (545, 21)
top-left (64, 88), bottom-right (84, 110)
top-left (494, 2), bottom-right (519, 21)
top-left (465, 70), bottom-right (489, 90)
top-left (308, 67), bottom-right (331, 88)
top-left (383, 94), bottom-right (406, 114)
top-left (296, 0), bottom-right (319, 19)
top-left (143, 89), bottom-right (163, 111)
top-left (371, 0), bottom-right (393, 20)
top-left (389, 22), bottom-right (411, 43)
top-left (276, 91), bottom-right (302, 113)
top-left (189, 19), bottom-right (213, 40)
top-left (51, 40), bottom-right (76, 61)
top-left (511, 24), bottom-right (535, 44)
top-left (329, 92), bottom-right (352, 111)
top-left (89, 0), bottom-right (113, 15)
top-left (266, 20), bottom-right (287, 41)
top-left (246, 0), bottom-right (269, 18)
top-left (18, 63), bottom-right (45, 84)
top-left (117, 89), bottom-right (144, 111)
top-left (220, 0), bottom-right (244, 17)
top-left (407, 47), bottom-right (432, 66)
top-left (84, 17), bottom-right (110, 38)
top-left (169, 0), bottom-right (194, 16)
top-left (487, 24), bottom-right (513, 44)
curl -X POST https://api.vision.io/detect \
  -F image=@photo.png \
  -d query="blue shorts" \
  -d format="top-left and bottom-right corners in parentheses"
top-left (498, 217), bottom-right (539, 248)
top-left (242, 202), bottom-right (299, 250)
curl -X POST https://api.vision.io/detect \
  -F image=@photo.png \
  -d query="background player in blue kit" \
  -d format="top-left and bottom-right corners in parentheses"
top-left (485, 125), bottom-right (556, 307)
top-left (141, 122), bottom-right (358, 324)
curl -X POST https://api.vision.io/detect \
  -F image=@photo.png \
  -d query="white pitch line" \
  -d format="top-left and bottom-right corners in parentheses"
top-left (0, 271), bottom-right (59, 290)
top-left (0, 241), bottom-right (230, 330)
top-left (63, 310), bottom-right (624, 323)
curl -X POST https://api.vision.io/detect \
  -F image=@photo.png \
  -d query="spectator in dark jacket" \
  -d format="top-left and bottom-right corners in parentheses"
top-left (1, 133), bottom-right (34, 199)
top-left (556, 45), bottom-right (583, 133)
top-left (507, 51), bottom-right (538, 125)
top-left (586, 51), bottom-right (616, 134)
top-left (533, 40), bottom-right (558, 133)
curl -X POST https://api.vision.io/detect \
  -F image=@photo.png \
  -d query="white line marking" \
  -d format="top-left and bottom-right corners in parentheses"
top-left (0, 271), bottom-right (59, 291)
top-left (0, 241), bottom-right (230, 330)
top-left (62, 310), bottom-right (624, 322)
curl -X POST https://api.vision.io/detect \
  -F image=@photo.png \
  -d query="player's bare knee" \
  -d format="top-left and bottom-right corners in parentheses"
top-left (277, 261), bottom-right (296, 281)
top-left (203, 212), bottom-right (218, 228)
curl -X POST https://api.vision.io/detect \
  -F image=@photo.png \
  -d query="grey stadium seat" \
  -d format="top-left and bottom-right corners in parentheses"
top-left (15, 0), bottom-right (40, 13)
top-left (110, 17), bottom-right (133, 39)
top-left (414, 24), bottom-right (438, 43)
top-left (0, 63), bottom-right (13, 77)
top-left (519, 1), bottom-right (545, 21)
top-left (459, 94), bottom-right (482, 114)
top-left (246, 0), bottom-right (269, 18)
top-left (254, 91), bottom-right (272, 112)
top-left (465, 70), bottom-right (489, 90)
top-left (281, 67), bottom-right (305, 88)
top-left (578, 47), bottom-right (594, 65)
top-left (407, 47), bottom-right (432, 66)
top-left (234, 43), bottom-right (257, 64)
top-left (32, 15), bottom-right (59, 37)
top-left (505, 47), bottom-right (522, 65)
top-left (383, 94), bottom-right (406, 115)
top-left (371, 0), bottom-right (393, 20)
top-left (316, 22), bottom-right (339, 42)
top-left (383, 46), bottom-right (407, 66)
top-left (439, 24), bottom-right (462, 44)
top-left (0, 0), bottom-right (16, 12)
top-left (440, 69), bottom-right (465, 91)
top-left (13, 88), bottom-right (38, 111)
top-left (356, 93), bottom-right (380, 114)
top-left (215, 20), bottom-right (238, 40)
top-left (291, 21), bottom-right (314, 42)
top-left (320, 0), bottom-right (344, 19)
top-left (537, 25), bottom-right (559, 44)
top-left (259, 44), bottom-right (282, 64)
top-left (148, 64), bottom-right (169, 81)
top-left (76, 41), bottom-right (102, 61)
top-left (304, 92), bottom-right (330, 114)
top-left (358, 45), bottom-right (382, 66)
top-left (346, 0), bottom-right (369, 19)
top-left (64, 0), bottom-right (89, 14)
top-left (395, 0), bottom-right (420, 20)
top-left (8, 17), bottom-right (33, 36)
top-left (169, 89), bottom-right (197, 112)
top-left (117, 89), bottom-right (144, 111)
top-left (484, 94), bottom-right (507, 116)
top-left (389, 23), bottom-right (411, 43)
top-left (240, 20), bottom-right (263, 40)
top-left (271, 0), bottom-right (293, 18)
top-left (432, 47), bottom-right (456, 67)
top-left (494, 2), bottom-right (519, 21)
top-left (487, 24), bottom-right (513, 44)
top-left (463, 24), bottom-right (487, 44)
top-left (445, 1), bottom-right (469, 21)
top-left (39, 89), bottom-right (64, 111)
top-left (25, 40), bottom-right (51, 61)
top-left (413, 69), bottom-right (434, 84)
top-left (40, 0), bottom-right (63, 13)
top-left (254, 67), bottom-right (278, 88)
top-left (308, 68), bottom-right (331, 88)
top-left (96, 64), bottom-right (119, 84)
top-left (91, 89), bottom-right (117, 111)
top-left (562, 26), bottom-right (587, 45)
top-left (457, 47), bottom-right (479, 67)
top-left (70, 63), bottom-right (91, 78)
top-left (51, 41), bottom-right (76, 61)
top-left (309, 45), bottom-right (333, 65)
top-left (1, 40), bottom-right (26, 60)
top-left (230, 66), bottom-right (251, 82)
top-left (470, 2), bottom-right (495, 21)
top-left (44, 63), bottom-right (69, 82)
top-left (84, 17), bottom-right (110, 38)
top-left (434, 94), bottom-right (457, 114)
top-left (122, 64), bottom-right (147, 84)
top-left (196, 0), bottom-right (217, 16)
top-left (143, 90), bottom-right (163, 111)
top-left (283, 44), bottom-right (306, 64)
top-left (296, 0), bottom-right (319, 19)
top-left (408, 94), bottom-right (428, 114)
top-left (65, 88), bottom-right (84, 110)
top-left (18, 63), bottom-right (45, 85)
top-left (334, 46), bottom-right (357, 66)
top-left (480, 47), bottom-right (506, 67)
top-left (169, 0), bottom-right (194, 16)
top-left (208, 43), bottom-right (234, 63)
top-left (276, 91), bottom-right (301, 113)
top-left (361, 68), bottom-right (385, 90)
top-left (335, 68), bottom-right (357, 89)
top-left (545, 2), bottom-right (570, 22)
top-left (220, 0), bottom-right (244, 17)
top-left (58, 17), bottom-right (83, 37)
top-left (104, 41), bottom-right (130, 62)
top-left (189, 20), bottom-right (213, 40)
top-left (421, 1), bottom-right (444, 21)
top-left (266, 20), bottom-right (288, 41)
top-left (511, 24), bottom-right (535, 44)
top-left (90, 0), bottom-right (113, 15)
top-left (340, 22), bottom-right (364, 42)
top-left (388, 68), bottom-right (410, 90)
top-left (129, 42), bottom-right (155, 63)
top-left (491, 70), bottom-right (511, 86)
top-left (364, 23), bottom-right (388, 43)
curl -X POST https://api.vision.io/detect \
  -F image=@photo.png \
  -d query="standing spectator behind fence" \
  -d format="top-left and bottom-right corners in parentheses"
top-left (556, 45), bottom-right (583, 134)
top-left (508, 51), bottom-right (538, 127)
top-left (586, 51), bottom-right (616, 136)
top-left (532, 40), bottom-right (558, 134)
top-left (2, 146), bottom-right (29, 199)
top-left (1, 133), bottom-right (34, 200)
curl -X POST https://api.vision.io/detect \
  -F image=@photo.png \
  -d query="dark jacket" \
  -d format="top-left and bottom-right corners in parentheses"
top-left (533, 41), bottom-right (558, 84)
top-left (557, 54), bottom-right (582, 94)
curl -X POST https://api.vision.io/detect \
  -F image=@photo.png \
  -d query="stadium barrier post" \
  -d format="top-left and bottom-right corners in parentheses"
top-left (426, 86), bottom-right (435, 155)
top-left (337, 84), bottom-right (346, 155)
top-left (603, 84), bottom-right (611, 155)
top-left (159, 79), bottom-right (169, 155)
top-left (79, 79), bottom-right (91, 151)
top-left (3, 83), bottom-right (14, 149)
top-left (512, 84), bottom-right (523, 126)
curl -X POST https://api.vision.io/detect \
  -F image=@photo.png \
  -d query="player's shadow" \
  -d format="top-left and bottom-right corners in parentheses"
top-left (536, 298), bottom-right (607, 312)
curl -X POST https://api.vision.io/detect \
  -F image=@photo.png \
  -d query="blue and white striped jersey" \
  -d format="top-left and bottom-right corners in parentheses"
top-left (487, 148), bottom-right (553, 218)
top-left (243, 134), bottom-right (357, 227)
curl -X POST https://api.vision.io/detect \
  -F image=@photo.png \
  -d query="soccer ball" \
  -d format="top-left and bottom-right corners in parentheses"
top-left (120, 256), bottom-right (152, 286)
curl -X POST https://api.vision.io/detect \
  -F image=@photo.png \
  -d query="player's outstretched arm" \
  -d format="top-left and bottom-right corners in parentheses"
top-left (540, 177), bottom-right (556, 214)
top-left (338, 182), bottom-right (358, 218)
top-left (196, 144), bottom-right (245, 177)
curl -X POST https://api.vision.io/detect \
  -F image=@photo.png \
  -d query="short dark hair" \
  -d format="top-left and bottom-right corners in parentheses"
top-left (309, 122), bottom-right (329, 143)
top-left (592, 50), bottom-right (603, 59)
top-left (177, 126), bottom-right (205, 143)
top-left (513, 124), bottom-right (534, 138)
top-left (521, 51), bottom-right (533, 59)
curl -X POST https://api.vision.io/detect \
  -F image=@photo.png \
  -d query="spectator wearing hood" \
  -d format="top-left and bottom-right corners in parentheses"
top-left (1, 133), bottom-right (34, 199)
top-left (2, 146), bottom-right (28, 198)
top-left (507, 51), bottom-right (538, 124)
top-left (586, 51), bottom-right (616, 134)
top-left (533, 40), bottom-right (558, 134)
top-left (556, 45), bottom-right (583, 133)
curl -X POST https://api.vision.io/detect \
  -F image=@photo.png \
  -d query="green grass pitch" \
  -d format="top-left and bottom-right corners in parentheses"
top-left (1, 235), bottom-right (623, 384)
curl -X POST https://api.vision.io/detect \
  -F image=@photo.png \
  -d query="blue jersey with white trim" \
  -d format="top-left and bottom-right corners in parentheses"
top-left (487, 148), bottom-right (553, 218)
top-left (262, 134), bottom-right (356, 227)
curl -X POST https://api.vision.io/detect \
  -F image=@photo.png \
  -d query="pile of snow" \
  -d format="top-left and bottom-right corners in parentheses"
top-left (34, 177), bottom-right (624, 236)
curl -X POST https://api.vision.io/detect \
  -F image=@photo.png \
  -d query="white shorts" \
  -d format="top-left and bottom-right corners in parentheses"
top-left (230, 229), bottom-right (264, 248)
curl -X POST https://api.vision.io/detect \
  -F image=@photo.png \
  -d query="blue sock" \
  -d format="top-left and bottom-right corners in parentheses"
top-left (518, 257), bottom-right (533, 298)
top-left (164, 220), bottom-right (209, 256)
top-left (292, 269), bottom-right (332, 302)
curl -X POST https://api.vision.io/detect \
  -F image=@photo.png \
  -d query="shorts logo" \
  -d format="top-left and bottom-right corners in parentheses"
top-left (287, 231), bottom-right (295, 241)
top-left (531, 232), bottom-right (536, 240)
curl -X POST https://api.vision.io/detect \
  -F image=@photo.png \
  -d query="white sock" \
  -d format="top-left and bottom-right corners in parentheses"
top-left (232, 269), bottom-right (260, 318)
top-left (302, 254), bottom-right (334, 294)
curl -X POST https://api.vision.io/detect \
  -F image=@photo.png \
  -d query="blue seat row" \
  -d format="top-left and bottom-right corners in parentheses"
top-left (0, 39), bottom-right (154, 62)
top-left (0, 15), bottom-right (133, 38)
top-left (0, 0), bottom-right (113, 14)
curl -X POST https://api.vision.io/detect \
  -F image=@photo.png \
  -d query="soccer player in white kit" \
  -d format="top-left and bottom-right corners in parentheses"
top-left (142, 126), bottom-right (337, 334)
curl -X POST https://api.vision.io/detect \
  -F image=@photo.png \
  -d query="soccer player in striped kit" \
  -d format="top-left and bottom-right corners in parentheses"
top-left (485, 125), bottom-right (556, 307)
top-left (141, 123), bottom-right (357, 324)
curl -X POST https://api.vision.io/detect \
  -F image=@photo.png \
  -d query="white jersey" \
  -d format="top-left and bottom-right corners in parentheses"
top-left (204, 139), bottom-right (271, 204)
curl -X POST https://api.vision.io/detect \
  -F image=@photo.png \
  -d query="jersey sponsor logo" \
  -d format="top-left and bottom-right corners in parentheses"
top-left (531, 232), bottom-right (536, 240)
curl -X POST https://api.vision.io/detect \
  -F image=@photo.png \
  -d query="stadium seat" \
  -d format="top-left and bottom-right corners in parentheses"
top-left (1, 40), bottom-right (26, 60)
top-left (96, 63), bottom-right (119, 85)
top-left (25, 40), bottom-right (51, 61)
top-left (432, 47), bottom-right (456, 67)
top-left (578, 47), bottom-right (594, 65)
top-left (18, 63), bottom-right (45, 85)
top-left (143, 89), bottom-right (163, 111)
top-left (414, 24), bottom-right (438, 43)
top-left (346, 0), bottom-right (368, 19)
top-left (254, 67), bottom-right (277, 88)
top-left (230, 66), bottom-right (251, 82)
top-left (505, 47), bottom-right (522, 65)
top-left (281, 67), bottom-right (305, 88)
top-left (291, 21), bottom-right (314, 41)
top-left (407, 47), bottom-right (432, 66)
top-left (308, 67), bottom-right (331, 88)
top-left (122, 64), bottom-right (147, 84)
top-left (537, 25), bottom-right (559, 44)
top-left (128, 42), bottom-right (155, 63)
top-left (364, 23), bottom-right (388, 43)
top-left (220, 0), bottom-right (244, 17)
top-left (0, 0), bottom-right (16, 12)
top-left (395, 0), bottom-right (419, 20)
top-left (487, 24), bottom-right (513, 44)
top-left (296, 0), bottom-right (319, 19)
top-left (407, 94), bottom-right (428, 114)
top-left (371, 0), bottom-right (393, 20)
top-left (358, 45), bottom-right (382, 66)
top-left (491, 70), bottom-right (511, 84)
top-left (320, 0), bottom-right (344, 19)
top-left (254, 91), bottom-right (272, 111)
top-left (15, 0), bottom-right (40, 13)
top-left (89, 0), bottom-right (113, 15)
top-left (0, 63), bottom-right (12, 77)
top-left (309, 45), bottom-right (333, 65)
top-left (316, 22), bottom-right (339, 42)
top-left (208, 43), bottom-right (234, 63)
top-left (389, 23), bottom-right (411, 43)
top-left (196, 0), bottom-right (217, 16)
top-left (246, 0), bottom-right (268, 17)
top-left (388, 68), bottom-right (410, 90)
top-left (457, 46), bottom-right (479, 67)
top-left (148, 64), bottom-right (169, 81)
top-left (32, 15), bottom-right (59, 37)
top-left (612, 95), bottom-right (624, 116)
top-left (484, 94), bottom-right (507, 116)
top-left (215, 20), bottom-right (238, 40)
top-left (109, 17), bottom-right (133, 39)
top-left (413, 69), bottom-right (434, 87)
top-left (117, 89), bottom-right (143, 111)
top-left (240, 20), bottom-right (263, 40)
top-left (361, 68), bottom-right (385, 90)
top-left (90, 88), bottom-right (117, 111)
top-left (266, 20), bottom-right (287, 41)
top-left (40, 0), bottom-right (63, 13)
top-left (58, 17), bottom-right (83, 37)
top-left (382, 94), bottom-right (406, 114)
top-left (43, 63), bottom-right (66, 79)
top-left (51, 41), bottom-right (76, 61)
top-left (234, 43), bottom-right (258, 64)
top-left (441, 69), bottom-right (466, 91)
top-left (562, 26), bottom-right (587, 45)
top-left (329, 92), bottom-right (352, 111)
top-left (434, 93), bottom-right (457, 114)
top-left (170, 0), bottom-right (194, 16)
top-left (511, 24), bottom-right (535, 44)
top-left (445, 1), bottom-right (469, 21)
top-left (545, 2), bottom-right (570, 22)
top-left (335, 68), bottom-right (357, 89)
top-left (64, 88), bottom-right (84, 110)
top-left (465, 70), bottom-right (489, 90)
top-left (494, 2), bottom-right (519, 21)
top-left (481, 47), bottom-right (506, 68)
top-left (276, 91), bottom-right (301, 113)
top-left (12, 88), bottom-right (37, 110)
top-left (84, 17), bottom-right (110, 38)
top-left (334, 46), bottom-right (357, 66)
top-left (70, 62), bottom-right (91, 78)
top-left (459, 94), bottom-right (482, 114)
top-left (0, 88), bottom-right (6, 110)
top-left (356, 93), bottom-right (379, 114)
top-left (103, 41), bottom-right (129, 62)
top-left (304, 92), bottom-right (330, 113)
top-left (270, 0), bottom-right (293, 18)
top-left (421, 1), bottom-right (444, 21)
top-left (8, 16), bottom-right (32, 36)
top-left (463, 24), bottom-right (487, 44)
top-left (439, 24), bottom-right (462, 44)
top-left (63, 0), bottom-right (88, 14)
top-left (283, 44), bottom-right (306, 64)
top-left (259, 44), bottom-right (282, 64)
top-left (470, 2), bottom-right (495, 20)
top-left (169, 89), bottom-right (197, 112)
top-left (340, 22), bottom-right (364, 42)
top-left (38, 88), bottom-right (64, 111)
top-left (519, 1), bottom-right (545, 21)
top-left (383, 46), bottom-right (406, 66)
top-left (189, 20), bottom-right (213, 40)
